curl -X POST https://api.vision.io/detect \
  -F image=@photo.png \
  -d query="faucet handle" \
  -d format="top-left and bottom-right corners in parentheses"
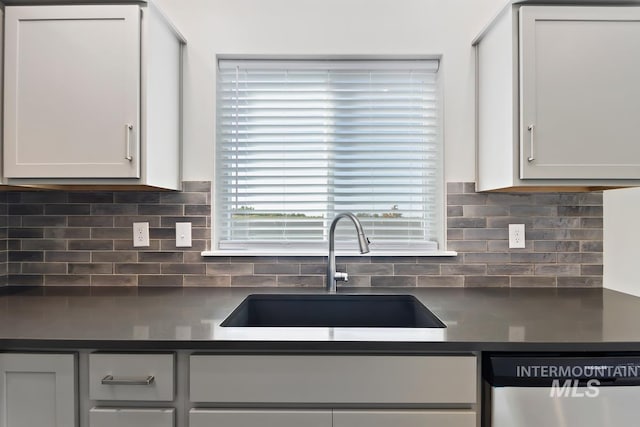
top-left (335, 272), bottom-right (349, 282)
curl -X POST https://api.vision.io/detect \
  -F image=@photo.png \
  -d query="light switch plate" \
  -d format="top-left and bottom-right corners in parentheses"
top-left (176, 222), bottom-right (192, 247)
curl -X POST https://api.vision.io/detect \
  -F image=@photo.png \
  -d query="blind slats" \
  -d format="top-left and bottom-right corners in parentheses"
top-left (216, 59), bottom-right (442, 250)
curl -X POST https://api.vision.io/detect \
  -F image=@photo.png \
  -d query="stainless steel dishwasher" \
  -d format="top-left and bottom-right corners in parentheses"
top-left (484, 354), bottom-right (640, 426)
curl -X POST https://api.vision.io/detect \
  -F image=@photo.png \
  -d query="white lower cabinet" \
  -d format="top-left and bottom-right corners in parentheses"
top-left (190, 355), bottom-right (476, 404)
top-left (0, 352), bottom-right (479, 427)
top-left (189, 355), bottom-right (479, 427)
top-left (333, 410), bottom-right (476, 427)
top-left (88, 353), bottom-right (176, 427)
top-left (189, 409), bottom-right (331, 427)
top-left (189, 409), bottom-right (475, 427)
top-left (90, 408), bottom-right (174, 427)
top-left (0, 353), bottom-right (76, 427)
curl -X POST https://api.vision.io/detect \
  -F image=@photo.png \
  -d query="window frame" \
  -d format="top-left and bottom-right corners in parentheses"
top-left (207, 56), bottom-right (453, 257)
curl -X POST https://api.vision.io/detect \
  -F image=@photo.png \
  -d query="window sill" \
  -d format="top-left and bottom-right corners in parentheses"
top-left (200, 250), bottom-right (458, 257)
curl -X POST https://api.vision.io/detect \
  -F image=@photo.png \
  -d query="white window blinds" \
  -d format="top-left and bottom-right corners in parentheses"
top-left (216, 59), bottom-right (443, 252)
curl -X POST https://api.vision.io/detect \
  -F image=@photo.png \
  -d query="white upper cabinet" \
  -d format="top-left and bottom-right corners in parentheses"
top-left (4, 1), bottom-right (185, 189)
top-left (474, 4), bottom-right (640, 191)
top-left (5, 5), bottom-right (141, 179)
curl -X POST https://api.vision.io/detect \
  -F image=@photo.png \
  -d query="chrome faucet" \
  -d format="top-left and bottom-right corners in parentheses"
top-left (327, 212), bottom-right (370, 293)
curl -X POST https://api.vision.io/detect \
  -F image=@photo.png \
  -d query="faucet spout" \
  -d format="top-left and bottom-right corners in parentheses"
top-left (327, 212), bottom-right (370, 293)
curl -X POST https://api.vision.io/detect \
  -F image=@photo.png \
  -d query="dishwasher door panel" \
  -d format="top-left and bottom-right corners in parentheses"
top-left (492, 385), bottom-right (640, 427)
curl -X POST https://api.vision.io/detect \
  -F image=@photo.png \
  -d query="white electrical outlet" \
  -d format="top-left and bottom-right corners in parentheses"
top-left (508, 224), bottom-right (525, 249)
top-left (133, 222), bottom-right (150, 247)
top-left (176, 222), bottom-right (192, 247)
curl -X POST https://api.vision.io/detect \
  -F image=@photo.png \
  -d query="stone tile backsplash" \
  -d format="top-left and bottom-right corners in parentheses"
top-left (1, 181), bottom-right (603, 287)
top-left (0, 192), bottom-right (7, 286)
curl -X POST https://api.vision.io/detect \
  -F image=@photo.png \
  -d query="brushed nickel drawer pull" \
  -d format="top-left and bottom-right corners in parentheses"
top-left (101, 375), bottom-right (155, 386)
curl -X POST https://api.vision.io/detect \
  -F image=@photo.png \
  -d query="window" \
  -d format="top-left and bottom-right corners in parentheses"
top-left (215, 59), bottom-right (443, 254)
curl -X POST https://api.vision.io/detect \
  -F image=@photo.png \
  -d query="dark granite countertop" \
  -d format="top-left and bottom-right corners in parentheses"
top-left (1, 286), bottom-right (639, 352)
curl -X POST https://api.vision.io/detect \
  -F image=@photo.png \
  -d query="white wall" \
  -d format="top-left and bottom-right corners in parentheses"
top-left (604, 187), bottom-right (640, 296)
top-left (153, 0), bottom-right (507, 181)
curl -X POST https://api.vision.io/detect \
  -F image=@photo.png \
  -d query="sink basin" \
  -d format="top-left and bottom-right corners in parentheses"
top-left (220, 294), bottom-right (446, 328)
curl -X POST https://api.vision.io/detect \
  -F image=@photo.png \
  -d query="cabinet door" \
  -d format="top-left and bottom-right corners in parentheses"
top-left (519, 6), bottom-right (640, 179)
top-left (0, 353), bottom-right (76, 427)
top-left (4, 5), bottom-right (141, 179)
top-left (90, 408), bottom-right (174, 427)
top-left (189, 409), bottom-right (332, 427)
top-left (333, 410), bottom-right (476, 427)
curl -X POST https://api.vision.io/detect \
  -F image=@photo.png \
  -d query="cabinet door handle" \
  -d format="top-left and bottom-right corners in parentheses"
top-left (125, 124), bottom-right (134, 161)
top-left (101, 375), bottom-right (155, 386)
top-left (527, 124), bottom-right (535, 162)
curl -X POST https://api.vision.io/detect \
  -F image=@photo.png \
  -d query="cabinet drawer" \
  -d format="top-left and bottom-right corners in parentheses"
top-left (90, 408), bottom-right (174, 427)
top-left (333, 410), bottom-right (476, 427)
top-left (89, 353), bottom-right (174, 401)
top-left (189, 409), bottom-right (331, 427)
top-left (190, 355), bottom-right (476, 404)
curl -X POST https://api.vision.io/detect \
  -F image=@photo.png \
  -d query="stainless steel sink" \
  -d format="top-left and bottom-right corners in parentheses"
top-left (220, 294), bottom-right (446, 328)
